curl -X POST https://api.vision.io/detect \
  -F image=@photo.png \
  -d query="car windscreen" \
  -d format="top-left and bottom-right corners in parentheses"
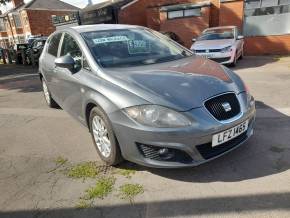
top-left (198, 28), bottom-right (235, 41)
top-left (81, 28), bottom-right (192, 68)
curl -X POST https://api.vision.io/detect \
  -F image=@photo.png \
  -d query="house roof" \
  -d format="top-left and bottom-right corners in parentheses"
top-left (23, 0), bottom-right (79, 11)
top-left (0, 0), bottom-right (78, 18)
top-left (82, 0), bottom-right (132, 12)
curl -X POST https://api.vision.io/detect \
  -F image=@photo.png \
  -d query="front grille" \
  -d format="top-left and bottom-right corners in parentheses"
top-left (204, 93), bottom-right (241, 121)
top-left (195, 49), bottom-right (206, 53)
top-left (196, 132), bottom-right (247, 160)
top-left (195, 49), bottom-right (222, 53)
top-left (209, 49), bottom-right (221, 52)
top-left (210, 57), bottom-right (231, 63)
top-left (137, 143), bottom-right (193, 163)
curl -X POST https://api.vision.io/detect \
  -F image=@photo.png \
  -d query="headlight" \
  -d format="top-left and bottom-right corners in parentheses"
top-left (124, 105), bottom-right (192, 128)
top-left (221, 46), bottom-right (232, 53)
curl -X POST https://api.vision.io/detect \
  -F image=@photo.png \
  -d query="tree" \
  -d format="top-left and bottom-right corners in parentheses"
top-left (0, 0), bottom-right (11, 5)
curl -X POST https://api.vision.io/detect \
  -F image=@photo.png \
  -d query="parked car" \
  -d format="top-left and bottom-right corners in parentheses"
top-left (25, 37), bottom-right (47, 65)
top-left (39, 24), bottom-right (255, 168)
top-left (190, 26), bottom-right (244, 66)
top-left (14, 43), bottom-right (29, 64)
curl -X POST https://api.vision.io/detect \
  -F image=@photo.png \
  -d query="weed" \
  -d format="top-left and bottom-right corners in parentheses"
top-left (114, 168), bottom-right (136, 179)
top-left (85, 176), bottom-right (116, 199)
top-left (47, 156), bottom-right (68, 173)
top-left (75, 199), bottom-right (91, 209)
top-left (55, 156), bottom-right (68, 166)
top-left (67, 162), bottom-right (99, 179)
top-left (118, 183), bottom-right (144, 203)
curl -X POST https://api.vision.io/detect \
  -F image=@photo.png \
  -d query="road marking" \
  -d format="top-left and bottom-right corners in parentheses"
top-left (0, 108), bottom-right (69, 118)
top-left (0, 73), bottom-right (39, 81)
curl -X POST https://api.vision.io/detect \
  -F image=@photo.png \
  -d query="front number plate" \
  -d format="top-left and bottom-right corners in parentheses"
top-left (212, 120), bottom-right (249, 147)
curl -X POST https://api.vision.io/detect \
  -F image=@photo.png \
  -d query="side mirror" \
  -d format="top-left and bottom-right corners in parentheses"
top-left (237, 35), bottom-right (244, 40)
top-left (192, 38), bottom-right (196, 42)
top-left (55, 55), bottom-right (75, 70)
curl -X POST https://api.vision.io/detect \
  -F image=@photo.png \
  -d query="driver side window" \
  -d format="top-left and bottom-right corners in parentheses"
top-left (60, 33), bottom-right (82, 71)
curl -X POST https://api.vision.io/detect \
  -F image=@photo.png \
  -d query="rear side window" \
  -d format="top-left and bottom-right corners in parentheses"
top-left (47, 33), bottom-right (62, 57)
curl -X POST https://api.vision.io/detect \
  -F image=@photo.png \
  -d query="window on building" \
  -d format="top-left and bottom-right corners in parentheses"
top-left (60, 33), bottom-right (82, 71)
top-left (47, 33), bottom-right (62, 57)
top-left (0, 19), bottom-right (6, 32)
top-left (244, 0), bottom-right (290, 36)
top-left (13, 14), bottom-right (22, 28)
top-left (167, 8), bottom-right (201, 19)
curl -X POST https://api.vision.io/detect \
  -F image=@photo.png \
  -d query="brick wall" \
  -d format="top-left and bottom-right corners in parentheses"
top-left (118, 0), bottom-right (147, 26)
top-left (159, 6), bottom-right (210, 48)
top-left (24, 9), bottom-right (76, 36)
top-left (209, 0), bottom-right (219, 27)
top-left (20, 10), bottom-right (31, 36)
top-left (146, 7), bottom-right (161, 31)
top-left (119, 0), bottom-right (211, 48)
top-left (245, 35), bottom-right (290, 55)
top-left (219, 0), bottom-right (244, 32)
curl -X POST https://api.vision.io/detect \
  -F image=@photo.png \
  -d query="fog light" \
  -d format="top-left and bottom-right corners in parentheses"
top-left (158, 148), bottom-right (174, 160)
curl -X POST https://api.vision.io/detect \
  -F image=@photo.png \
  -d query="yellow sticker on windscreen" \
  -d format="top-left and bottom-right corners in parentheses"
top-left (93, 36), bottom-right (129, 44)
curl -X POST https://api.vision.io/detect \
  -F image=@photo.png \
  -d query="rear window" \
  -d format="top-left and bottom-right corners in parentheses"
top-left (47, 33), bottom-right (62, 57)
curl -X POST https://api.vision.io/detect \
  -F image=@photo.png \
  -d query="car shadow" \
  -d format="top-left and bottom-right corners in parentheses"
top-left (231, 56), bottom-right (279, 70)
top-left (1, 192), bottom-right (290, 217)
top-left (118, 101), bottom-right (290, 183)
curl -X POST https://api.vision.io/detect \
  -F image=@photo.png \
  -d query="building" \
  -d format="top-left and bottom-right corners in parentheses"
top-left (49, 0), bottom-right (290, 56)
top-left (0, 0), bottom-right (78, 48)
top-left (117, 0), bottom-right (290, 55)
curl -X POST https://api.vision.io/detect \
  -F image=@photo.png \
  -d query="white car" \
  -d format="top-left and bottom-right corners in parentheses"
top-left (190, 26), bottom-right (244, 66)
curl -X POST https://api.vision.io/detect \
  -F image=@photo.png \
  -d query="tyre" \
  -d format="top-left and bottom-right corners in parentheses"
top-left (89, 107), bottom-right (123, 166)
top-left (230, 53), bottom-right (237, 67)
top-left (41, 79), bottom-right (58, 108)
top-left (239, 48), bottom-right (244, 60)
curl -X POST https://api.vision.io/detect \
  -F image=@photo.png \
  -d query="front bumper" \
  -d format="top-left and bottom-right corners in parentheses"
top-left (110, 92), bottom-right (256, 168)
top-left (194, 51), bottom-right (235, 64)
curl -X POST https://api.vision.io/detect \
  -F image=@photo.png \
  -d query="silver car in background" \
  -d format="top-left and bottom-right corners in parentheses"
top-left (39, 24), bottom-right (255, 168)
top-left (191, 26), bottom-right (244, 66)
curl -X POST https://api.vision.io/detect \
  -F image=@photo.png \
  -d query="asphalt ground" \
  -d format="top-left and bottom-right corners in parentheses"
top-left (1, 56), bottom-right (290, 218)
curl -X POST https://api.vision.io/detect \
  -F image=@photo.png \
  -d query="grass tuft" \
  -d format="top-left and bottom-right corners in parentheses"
top-left (55, 156), bottom-right (68, 166)
top-left (118, 183), bottom-right (144, 203)
top-left (75, 199), bottom-right (91, 209)
top-left (114, 168), bottom-right (136, 179)
top-left (67, 162), bottom-right (99, 179)
top-left (85, 176), bottom-right (116, 199)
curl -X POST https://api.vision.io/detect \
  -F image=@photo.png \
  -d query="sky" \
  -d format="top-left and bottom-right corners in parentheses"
top-left (0, 0), bottom-right (106, 12)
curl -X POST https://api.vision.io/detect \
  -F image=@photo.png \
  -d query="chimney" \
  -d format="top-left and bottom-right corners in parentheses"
top-left (11, 0), bottom-right (24, 8)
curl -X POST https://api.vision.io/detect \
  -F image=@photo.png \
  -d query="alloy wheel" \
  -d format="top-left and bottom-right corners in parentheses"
top-left (92, 115), bottom-right (112, 158)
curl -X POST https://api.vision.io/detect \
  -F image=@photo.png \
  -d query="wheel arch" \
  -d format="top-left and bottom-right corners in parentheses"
top-left (83, 91), bottom-right (119, 130)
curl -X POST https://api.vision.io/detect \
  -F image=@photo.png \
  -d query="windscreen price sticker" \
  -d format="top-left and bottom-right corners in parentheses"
top-left (128, 40), bottom-right (151, 54)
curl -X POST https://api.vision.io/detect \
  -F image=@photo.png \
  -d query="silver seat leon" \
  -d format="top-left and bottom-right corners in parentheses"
top-left (39, 24), bottom-right (256, 168)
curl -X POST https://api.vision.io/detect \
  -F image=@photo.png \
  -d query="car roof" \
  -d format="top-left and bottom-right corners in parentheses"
top-left (69, 24), bottom-right (142, 33)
